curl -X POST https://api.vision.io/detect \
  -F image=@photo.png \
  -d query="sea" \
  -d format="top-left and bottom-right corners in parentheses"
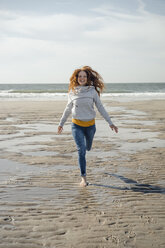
top-left (0, 83), bottom-right (165, 101)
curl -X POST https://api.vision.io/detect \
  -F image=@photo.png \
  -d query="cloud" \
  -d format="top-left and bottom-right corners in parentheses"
top-left (0, 0), bottom-right (165, 83)
top-left (137, 0), bottom-right (147, 14)
top-left (0, 10), bottom-right (100, 41)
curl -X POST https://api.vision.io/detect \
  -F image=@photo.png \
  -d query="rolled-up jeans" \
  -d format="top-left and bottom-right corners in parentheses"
top-left (72, 123), bottom-right (96, 176)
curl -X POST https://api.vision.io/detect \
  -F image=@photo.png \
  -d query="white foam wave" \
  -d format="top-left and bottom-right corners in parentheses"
top-left (0, 91), bottom-right (165, 101)
top-left (102, 92), bottom-right (165, 102)
top-left (0, 92), bottom-right (67, 100)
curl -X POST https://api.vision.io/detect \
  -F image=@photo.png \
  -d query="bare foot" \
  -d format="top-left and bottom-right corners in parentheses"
top-left (80, 176), bottom-right (88, 187)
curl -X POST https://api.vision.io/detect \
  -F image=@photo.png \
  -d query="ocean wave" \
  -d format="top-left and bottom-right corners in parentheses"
top-left (0, 92), bottom-right (67, 96)
top-left (102, 92), bottom-right (165, 97)
top-left (11, 90), bottom-right (67, 93)
top-left (0, 91), bottom-right (165, 101)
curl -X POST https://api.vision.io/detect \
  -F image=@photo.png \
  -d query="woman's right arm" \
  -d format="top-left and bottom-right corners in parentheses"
top-left (58, 95), bottom-right (73, 133)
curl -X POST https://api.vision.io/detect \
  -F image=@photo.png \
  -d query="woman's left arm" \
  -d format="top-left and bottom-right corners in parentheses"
top-left (94, 91), bottom-right (118, 133)
top-left (110, 124), bottom-right (118, 133)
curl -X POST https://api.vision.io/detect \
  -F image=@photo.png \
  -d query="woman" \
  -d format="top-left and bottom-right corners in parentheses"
top-left (58, 66), bottom-right (118, 187)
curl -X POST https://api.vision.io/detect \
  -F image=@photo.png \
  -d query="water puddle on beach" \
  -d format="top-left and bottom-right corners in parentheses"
top-left (95, 105), bottom-right (165, 156)
top-left (21, 150), bottom-right (59, 156)
top-left (0, 158), bottom-right (76, 206)
top-left (0, 121), bottom-right (71, 154)
top-left (0, 158), bottom-right (75, 181)
top-left (0, 158), bottom-right (41, 179)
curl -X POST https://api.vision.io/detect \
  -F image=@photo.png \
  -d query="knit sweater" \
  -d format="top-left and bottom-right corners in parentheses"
top-left (59, 86), bottom-right (113, 127)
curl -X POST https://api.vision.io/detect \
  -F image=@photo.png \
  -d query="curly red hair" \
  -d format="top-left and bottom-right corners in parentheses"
top-left (68, 66), bottom-right (105, 96)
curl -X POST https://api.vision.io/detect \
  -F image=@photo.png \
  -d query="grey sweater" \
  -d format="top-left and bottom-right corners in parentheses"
top-left (59, 86), bottom-right (113, 127)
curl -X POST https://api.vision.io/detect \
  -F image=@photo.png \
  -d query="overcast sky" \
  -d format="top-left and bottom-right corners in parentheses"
top-left (0, 0), bottom-right (165, 83)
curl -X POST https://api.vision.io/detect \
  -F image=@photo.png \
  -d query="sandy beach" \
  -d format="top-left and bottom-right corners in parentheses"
top-left (0, 98), bottom-right (165, 248)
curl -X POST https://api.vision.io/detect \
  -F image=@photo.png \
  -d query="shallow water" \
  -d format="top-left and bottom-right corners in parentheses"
top-left (0, 158), bottom-right (75, 182)
top-left (0, 105), bottom-right (165, 159)
top-left (0, 158), bottom-right (76, 205)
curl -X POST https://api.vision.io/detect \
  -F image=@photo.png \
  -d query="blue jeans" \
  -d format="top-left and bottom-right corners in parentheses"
top-left (72, 123), bottom-right (96, 177)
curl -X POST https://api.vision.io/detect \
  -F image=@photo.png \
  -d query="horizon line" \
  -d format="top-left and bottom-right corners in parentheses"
top-left (0, 82), bottom-right (165, 84)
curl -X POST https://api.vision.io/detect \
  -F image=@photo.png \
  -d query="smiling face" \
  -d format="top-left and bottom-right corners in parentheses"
top-left (77, 70), bottom-right (88, 86)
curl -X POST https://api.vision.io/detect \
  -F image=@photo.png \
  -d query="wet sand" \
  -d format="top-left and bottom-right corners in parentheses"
top-left (0, 99), bottom-right (165, 248)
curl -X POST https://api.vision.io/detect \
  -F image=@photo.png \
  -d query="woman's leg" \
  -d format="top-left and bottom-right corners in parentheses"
top-left (72, 123), bottom-right (86, 177)
top-left (85, 124), bottom-right (96, 151)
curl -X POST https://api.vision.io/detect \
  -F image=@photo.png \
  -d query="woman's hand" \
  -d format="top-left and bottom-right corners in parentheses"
top-left (58, 126), bottom-right (63, 134)
top-left (110, 124), bottom-right (118, 133)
